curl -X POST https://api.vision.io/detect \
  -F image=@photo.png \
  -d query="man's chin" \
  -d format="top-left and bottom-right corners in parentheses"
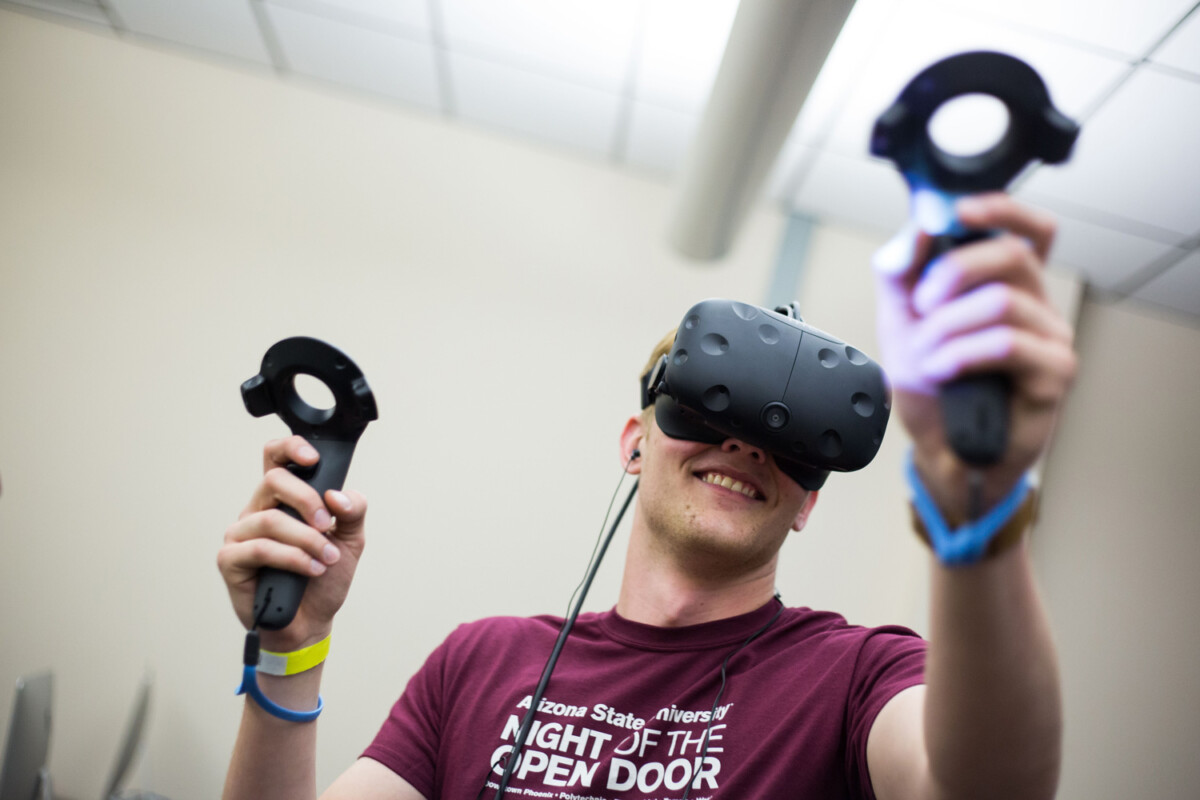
top-left (667, 527), bottom-right (784, 577)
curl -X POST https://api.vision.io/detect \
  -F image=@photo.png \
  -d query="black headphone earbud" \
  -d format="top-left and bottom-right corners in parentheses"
top-left (631, 449), bottom-right (641, 460)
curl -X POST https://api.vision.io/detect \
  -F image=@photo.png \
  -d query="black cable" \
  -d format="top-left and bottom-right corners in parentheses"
top-left (481, 461), bottom-right (640, 800)
top-left (243, 587), bottom-right (273, 666)
top-left (562, 454), bottom-right (639, 619)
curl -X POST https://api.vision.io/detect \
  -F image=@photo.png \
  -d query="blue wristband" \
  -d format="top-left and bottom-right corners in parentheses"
top-left (236, 665), bottom-right (324, 723)
top-left (905, 450), bottom-right (1032, 566)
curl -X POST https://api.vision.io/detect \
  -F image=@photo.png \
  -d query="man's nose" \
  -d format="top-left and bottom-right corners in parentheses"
top-left (721, 438), bottom-right (767, 463)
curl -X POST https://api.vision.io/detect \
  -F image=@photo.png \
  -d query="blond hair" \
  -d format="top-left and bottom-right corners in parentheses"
top-left (641, 328), bottom-right (678, 383)
top-left (639, 328), bottom-right (677, 421)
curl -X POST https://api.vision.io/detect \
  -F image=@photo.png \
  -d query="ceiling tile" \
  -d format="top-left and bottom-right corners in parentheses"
top-left (440, 0), bottom-right (643, 92)
top-left (105, 0), bottom-right (272, 65)
top-left (5, 0), bottom-right (109, 26)
top-left (1129, 248), bottom-right (1200, 317)
top-left (1043, 214), bottom-right (1183, 290)
top-left (633, 0), bottom-right (739, 113)
top-left (925, 0), bottom-right (1197, 58)
top-left (623, 100), bottom-right (699, 175)
top-left (449, 51), bottom-right (622, 157)
top-left (270, 0), bottom-right (431, 33)
top-left (1020, 68), bottom-right (1200, 238)
top-left (1151, 7), bottom-right (1200, 76)
top-left (789, 149), bottom-right (910, 235)
top-left (794, 0), bottom-right (1129, 158)
top-left (266, 2), bottom-right (440, 109)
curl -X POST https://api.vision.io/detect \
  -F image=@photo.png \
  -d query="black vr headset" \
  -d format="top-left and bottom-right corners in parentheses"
top-left (640, 299), bottom-right (891, 490)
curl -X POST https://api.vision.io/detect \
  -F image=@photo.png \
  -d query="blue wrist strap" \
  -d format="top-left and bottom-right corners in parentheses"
top-left (236, 665), bottom-right (324, 723)
top-left (905, 450), bottom-right (1032, 566)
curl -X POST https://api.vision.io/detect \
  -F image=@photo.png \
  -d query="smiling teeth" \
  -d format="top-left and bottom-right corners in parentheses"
top-left (702, 472), bottom-right (760, 500)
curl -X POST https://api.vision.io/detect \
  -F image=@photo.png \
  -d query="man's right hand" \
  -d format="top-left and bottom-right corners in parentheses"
top-left (217, 435), bottom-right (367, 653)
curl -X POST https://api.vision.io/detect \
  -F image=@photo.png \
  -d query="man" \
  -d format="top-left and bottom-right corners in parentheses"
top-left (219, 194), bottom-right (1073, 799)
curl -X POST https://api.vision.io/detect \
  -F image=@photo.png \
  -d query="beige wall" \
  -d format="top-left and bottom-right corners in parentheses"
top-left (1, 10), bottom-right (1196, 799)
top-left (1034, 299), bottom-right (1200, 798)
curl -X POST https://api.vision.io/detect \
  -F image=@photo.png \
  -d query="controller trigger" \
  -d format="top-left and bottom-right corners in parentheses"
top-left (287, 461), bottom-right (318, 481)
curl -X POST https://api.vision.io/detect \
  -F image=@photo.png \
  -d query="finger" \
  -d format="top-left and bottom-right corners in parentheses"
top-left (912, 283), bottom-right (1073, 357)
top-left (955, 194), bottom-right (1057, 260)
top-left (262, 435), bottom-right (320, 475)
top-left (872, 223), bottom-right (935, 288)
top-left (913, 234), bottom-right (1045, 315)
top-left (217, 536), bottom-right (331, 585)
top-left (224, 510), bottom-right (342, 566)
top-left (920, 325), bottom-right (1078, 400)
top-left (242, 466), bottom-right (333, 531)
top-left (323, 489), bottom-right (368, 542)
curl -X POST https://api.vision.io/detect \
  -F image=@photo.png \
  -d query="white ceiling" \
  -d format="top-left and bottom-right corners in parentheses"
top-left (5, 0), bottom-right (1199, 323)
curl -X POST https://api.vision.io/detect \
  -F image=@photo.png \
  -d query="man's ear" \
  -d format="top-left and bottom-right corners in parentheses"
top-left (620, 416), bottom-right (645, 474)
top-left (791, 490), bottom-right (819, 532)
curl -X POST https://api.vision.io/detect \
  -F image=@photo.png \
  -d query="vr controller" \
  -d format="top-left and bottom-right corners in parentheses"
top-left (641, 299), bottom-right (890, 490)
top-left (240, 337), bottom-right (377, 631)
top-left (871, 51), bottom-right (1079, 466)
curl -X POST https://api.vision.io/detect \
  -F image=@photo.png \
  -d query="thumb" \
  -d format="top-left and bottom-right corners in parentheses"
top-left (872, 222), bottom-right (922, 281)
top-left (872, 222), bottom-right (937, 290)
top-left (325, 488), bottom-right (367, 542)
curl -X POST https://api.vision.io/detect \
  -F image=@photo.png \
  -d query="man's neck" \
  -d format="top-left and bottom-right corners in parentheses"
top-left (615, 525), bottom-right (780, 627)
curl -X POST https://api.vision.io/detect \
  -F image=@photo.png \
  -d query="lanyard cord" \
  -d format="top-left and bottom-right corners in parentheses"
top-left (681, 594), bottom-right (784, 799)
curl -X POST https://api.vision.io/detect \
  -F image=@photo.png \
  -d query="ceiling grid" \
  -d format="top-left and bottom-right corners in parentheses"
top-left (1, 0), bottom-right (1196, 322)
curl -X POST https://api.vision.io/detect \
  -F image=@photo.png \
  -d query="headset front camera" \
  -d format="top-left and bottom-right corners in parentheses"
top-left (761, 403), bottom-right (790, 431)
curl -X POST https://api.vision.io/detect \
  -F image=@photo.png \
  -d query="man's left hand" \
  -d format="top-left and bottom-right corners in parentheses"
top-left (872, 193), bottom-right (1078, 515)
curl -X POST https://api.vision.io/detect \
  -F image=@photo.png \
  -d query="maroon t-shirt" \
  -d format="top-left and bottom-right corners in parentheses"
top-left (363, 601), bottom-right (926, 799)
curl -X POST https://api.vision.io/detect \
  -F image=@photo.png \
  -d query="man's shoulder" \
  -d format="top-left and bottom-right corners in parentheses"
top-left (777, 605), bottom-right (926, 648)
top-left (449, 611), bottom-right (560, 637)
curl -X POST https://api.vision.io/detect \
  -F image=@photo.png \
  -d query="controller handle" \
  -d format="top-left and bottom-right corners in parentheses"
top-left (254, 439), bottom-right (356, 631)
top-left (927, 232), bottom-right (1011, 466)
top-left (240, 337), bottom-right (377, 631)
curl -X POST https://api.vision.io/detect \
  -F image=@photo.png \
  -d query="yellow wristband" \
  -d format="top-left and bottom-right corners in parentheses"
top-left (258, 633), bottom-right (331, 676)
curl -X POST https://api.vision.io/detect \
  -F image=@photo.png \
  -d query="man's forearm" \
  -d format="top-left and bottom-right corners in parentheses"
top-left (223, 665), bottom-right (324, 800)
top-left (923, 541), bottom-right (1062, 800)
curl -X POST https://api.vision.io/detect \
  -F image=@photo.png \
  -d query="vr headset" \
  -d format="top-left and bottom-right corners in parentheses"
top-left (640, 299), bottom-right (891, 490)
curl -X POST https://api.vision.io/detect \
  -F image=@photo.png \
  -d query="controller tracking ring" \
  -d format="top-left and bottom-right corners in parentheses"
top-left (870, 50), bottom-right (1079, 195)
top-left (241, 337), bottom-right (377, 438)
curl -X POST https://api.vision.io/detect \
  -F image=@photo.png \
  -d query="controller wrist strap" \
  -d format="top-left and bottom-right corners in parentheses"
top-left (905, 449), bottom-right (1036, 566)
top-left (236, 630), bottom-right (325, 722)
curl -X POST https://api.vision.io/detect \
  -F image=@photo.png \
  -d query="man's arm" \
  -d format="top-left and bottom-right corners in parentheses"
top-left (866, 194), bottom-right (1074, 800)
top-left (223, 666), bottom-right (326, 800)
top-left (323, 758), bottom-right (427, 799)
top-left (868, 543), bottom-right (1061, 800)
top-left (218, 436), bottom-right (397, 800)
top-left (224, 684), bottom-right (427, 800)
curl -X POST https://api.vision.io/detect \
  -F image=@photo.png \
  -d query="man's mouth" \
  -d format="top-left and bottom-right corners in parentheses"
top-left (698, 471), bottom-right (763, 501)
